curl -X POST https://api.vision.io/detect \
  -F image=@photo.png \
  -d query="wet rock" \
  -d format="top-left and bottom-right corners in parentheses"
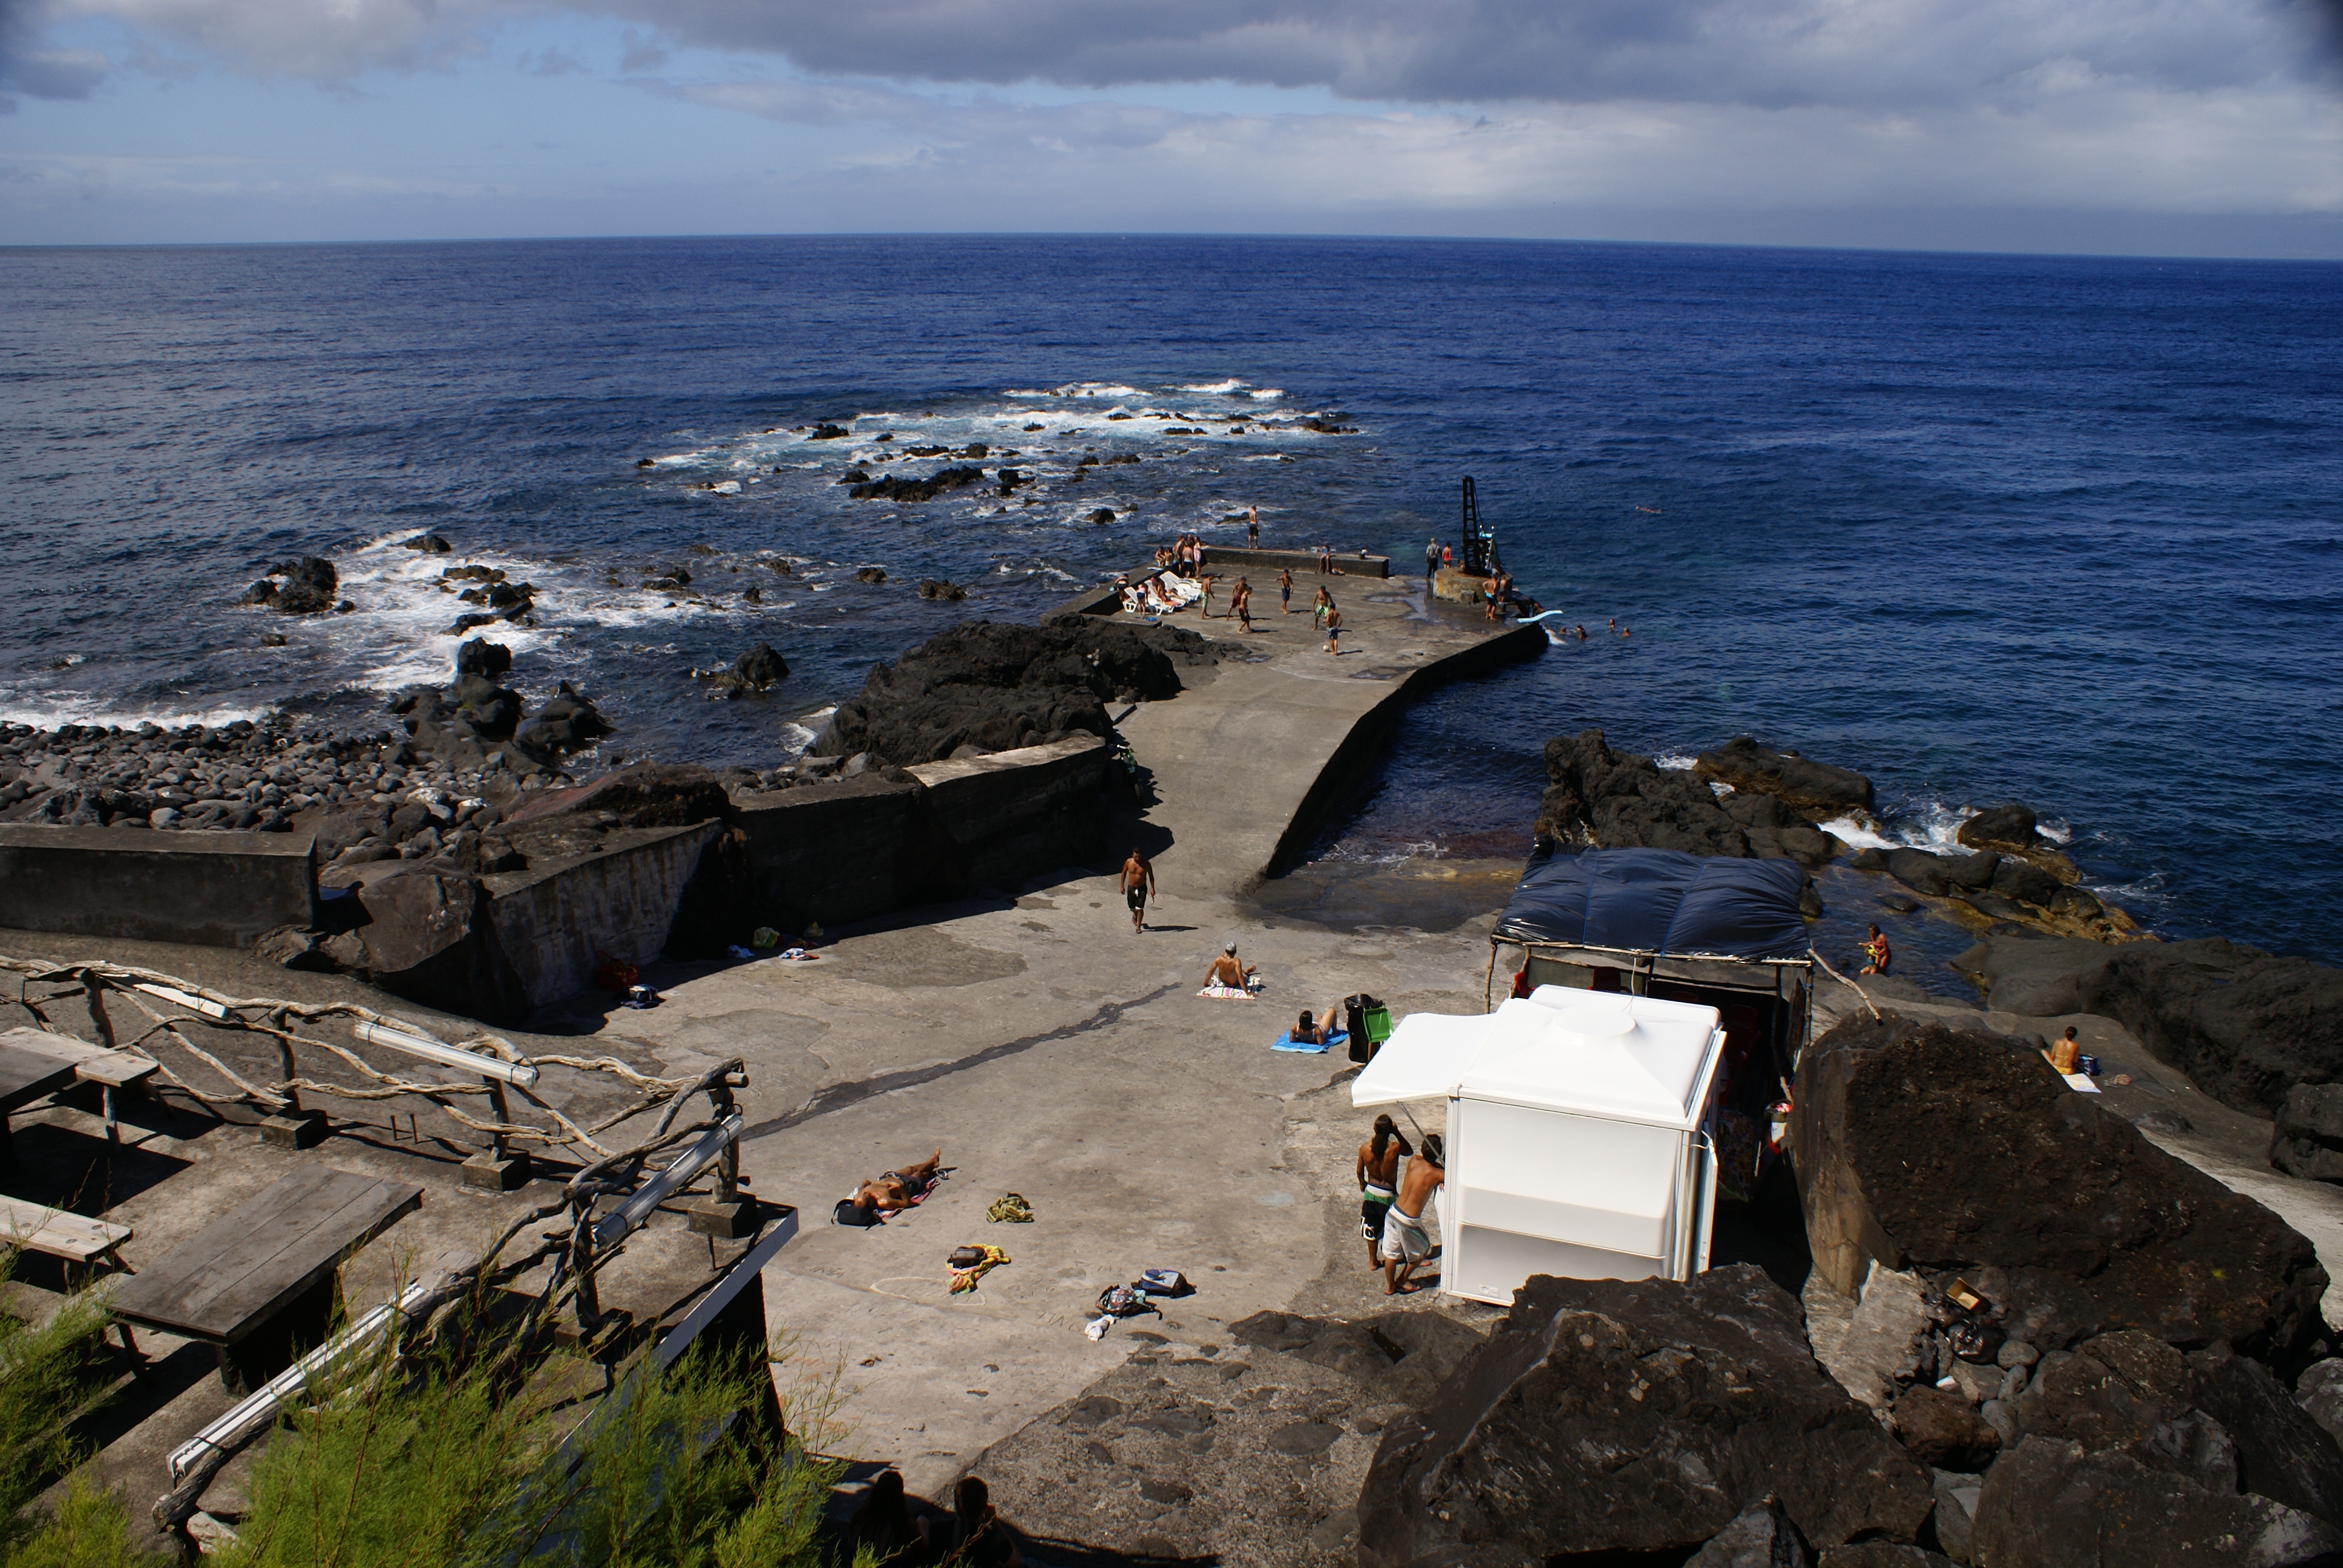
top-left (1088, 508), bottom-right (1116, 524)
top-left (853, 566), bottom-right (888, 584)
top-left (1695, 736), bottom-right (1873, 817)
top-left (808, 422), bottom-right (850, 439)
top-left (513, 690), bottom-right (608, 753)
top-left (1991, 855), bottom-right (2064, 908)
top-left (1685, 1494), bottom-right (1810, 1567)
top-left (1892, 1386), bottom-right (2001, 1471)
top-left (1971, 1436), bottom-right (2343, 1568)
top-left (445, 675), bottom-right (522, 740)
top-left (704, 643), bottom-right (790, 699)
top-left (1879, 892), bottom-right (1922, 913)
top-left (259, 632), bottom-right (288, 648)
top-left (836, 468), bottom-right (870, 484)
top-left (1886, 848), bottom-right (1950, 896)
top-left (1941, 850), bottom-right (1997, 891)
top-left (916, 579), bottom-right (968, 601)
top-left (1789, 1013), bottom-right (2328, 1362)
top-left (257, 555), bottom-right (339, 615)
top-left (1355, 1266), bottom-right (1933, 1567)
top-left (1956, 802), bottom-right (2051, 855)
top-left (848, 467), bottom-right (983, 503)
top-left (814, 620), bottom-right (1216, 767)
top-left (402, 534), bottom-right (452, 553)
top-left (454, 638), bottom-right (513, 679)
top-left (1535, 729), bottom-right (1750, 857)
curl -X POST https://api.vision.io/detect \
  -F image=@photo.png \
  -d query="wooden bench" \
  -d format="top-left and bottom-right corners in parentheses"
top-left (108, 1166), bottom-right (423, 1393)
top-left (0, 1194), bottom-right (133, 1271)
top-left (0, 1038), bottom-right (83, 1175)
top-left (0, 1028), bottom-right (162, 1143)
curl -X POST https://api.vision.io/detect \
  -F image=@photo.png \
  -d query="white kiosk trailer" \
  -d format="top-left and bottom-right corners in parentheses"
top-left (1352, 848), bottom-right (1814, 1305)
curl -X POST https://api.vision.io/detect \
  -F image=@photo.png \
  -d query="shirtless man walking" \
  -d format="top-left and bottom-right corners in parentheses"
top-left (1121, 848), bottom-right (1155, 934)
top-left (1355, 1114), bottom-right (1411, 1270)
top-left (1381, 1134), bottom-right (1444, 1295)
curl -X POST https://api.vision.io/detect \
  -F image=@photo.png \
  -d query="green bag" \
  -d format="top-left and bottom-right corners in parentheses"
top-left (1363, 1005), bottom-right (1395, 1044)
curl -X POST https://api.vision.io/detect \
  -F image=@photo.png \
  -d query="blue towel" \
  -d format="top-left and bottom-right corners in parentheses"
top-left (1273, 1029), bottom-right (1346, 1054)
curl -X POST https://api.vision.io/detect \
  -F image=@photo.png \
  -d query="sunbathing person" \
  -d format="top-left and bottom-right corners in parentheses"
top-left (1203, 944), bottom-right (1258, 991)
top-left (853, 1148), bottom-right (945, 1214)
top-left (1290, 1006), bottom-right (1340, 1045)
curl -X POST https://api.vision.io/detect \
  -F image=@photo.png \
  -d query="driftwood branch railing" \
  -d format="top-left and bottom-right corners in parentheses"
top-left (1, 955), bottom-right (712, 1161)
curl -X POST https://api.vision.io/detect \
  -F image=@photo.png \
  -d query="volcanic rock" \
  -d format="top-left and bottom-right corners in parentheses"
top-left (704, 643), bottom-right (789, 699)
top-left (1891, 1385), bottom-right (2001, 1471)
top-left (1695, 736), bottom-right (1873, 817)
top-left (2298, 1361), bottom-right (2343, 1448)
top-left (513, 690), bottom-right (608, 753)
top-left (445, 675), bottom-right (522, 740)
top-left (1886, 848), bottom-right (1950, 896)
top-left (2272, 1085), bottom-right (2343, 1183)
top-left (853, 566), bottom-right (888, 583)
top-left (1971, 1436), bottom-right (2343, 1568)
top-left (1684, 1495), bottom-right (1810, 1567)
top-left (454, 638), bottom-right (512, 679)
top-left (1354, 1266), bottom-right (1933, 1567)
top-left (1087, 508), bottom-right (1115, 524)
top-left (402, 534), bottom-right (452, 553)
top-left (1536, 729), bottom-right (1749, 857)
top-left (848, 466), bottom-right (983, 502)
top-left (1950, 930), bottom-right (2112, 1015)
top-left (1956, 802), bottom-right (2050, 854)
top-left (808, 422), bottom-right (850, 439)
top-left (813, 620), bottom-right (1215, 767)
top-left (1790, 1013), bottom-right (2328, 1361)
top-left (501, 761), bottom-right (734, 832)
top-left (2187, 1342), bottom-right (2343, 1524)
top-left (1990, 855), bottom-right (2065, 908)
top-left (256, 555), bottom-right (339, 615)
top-left (916, 579), bottom-right (968, 601)
top-left (2078, 937), bottom-right (2343, 1117)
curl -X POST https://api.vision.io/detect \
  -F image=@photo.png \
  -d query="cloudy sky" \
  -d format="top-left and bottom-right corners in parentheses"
top-left (2, 0), bottom-right (2339, 252)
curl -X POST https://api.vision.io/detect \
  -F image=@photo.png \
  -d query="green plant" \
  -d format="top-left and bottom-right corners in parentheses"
top-left (220, 1330), bottom-right (862, 1568)
top-left (0, 1252), bottom-right (163, 1568)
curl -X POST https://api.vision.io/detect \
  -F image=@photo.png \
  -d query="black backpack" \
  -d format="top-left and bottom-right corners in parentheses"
top-left (1345, 993), bottom-right (1384, 1064)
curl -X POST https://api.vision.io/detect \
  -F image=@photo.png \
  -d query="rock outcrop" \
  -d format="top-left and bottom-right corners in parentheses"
top-left (848, 466), bottom-right (984, 502)
top-left (1790, 1013), bottom-right (2328, 1363)
top-left (814, 620), bottom-right (1215, 766)
top-left (1971, 1435), bottom-right (2343, 1567)
top-left (1537, 729), bottom-right (1751, 857)
top-left (241, 555), bottom-right (340, 615)
top-left (1695, 736), bottom-right (1873, 818)
top-left (1355, 1266), bottom-right (1934, 1567)
top-left (703, 643), bottom-right (789, 699)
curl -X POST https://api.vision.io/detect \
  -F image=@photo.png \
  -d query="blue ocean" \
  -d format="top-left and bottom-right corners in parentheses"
top-left (2, 237), bottom-right (2336, 965)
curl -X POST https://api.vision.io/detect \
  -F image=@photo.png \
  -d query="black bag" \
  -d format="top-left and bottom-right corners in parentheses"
top-left (833, 1198), bottom-right (882, 1227)
top-left (1346, 993), bottom-right (1384, 1064)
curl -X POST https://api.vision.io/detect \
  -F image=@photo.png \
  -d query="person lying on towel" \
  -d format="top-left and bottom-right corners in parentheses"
top-left (1202, 944), bottom-right (1259, 991)
top-left (846, 1148), bottom-right (945, 1221)
top-left (1289, 1007), bottom-right (1340, 1045)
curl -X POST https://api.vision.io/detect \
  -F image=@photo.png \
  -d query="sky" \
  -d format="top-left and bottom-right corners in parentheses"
top-left (1, 0), bottom-right (2340, 253)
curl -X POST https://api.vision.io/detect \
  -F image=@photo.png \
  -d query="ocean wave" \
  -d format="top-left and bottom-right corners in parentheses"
top-left (1180, 379), bottom-right (1247, 394)
top-left (1248, 388), bottom-right (1284, 400)
top-left (1656, 753), bottom-right (1698, 770)
top-left (0, 693), bottom-right (270, 731)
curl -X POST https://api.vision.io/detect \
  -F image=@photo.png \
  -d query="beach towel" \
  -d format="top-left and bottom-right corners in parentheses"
top-left (1273, 1029), bottom-right (1348, 1054)
top-left (949, 1244), bottom-right (1011, 1293)
top-left (1199, 982), bottom-right (1261, 999)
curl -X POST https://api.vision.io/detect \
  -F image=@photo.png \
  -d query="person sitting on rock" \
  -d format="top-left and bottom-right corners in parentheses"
top-left (946, 1477), bottom-right (1021, 1567)
top-left (1861, 924), bottom-right (1892, 976)
top-left (844, 1469), bottom-right (925, 1565)
top-left (2047, 1026), bottom-right (2082, 1076)
top-left (851, 1149), bottom-right (946, 1217)
top-left (1204, 944), bottom-right (1257, 991)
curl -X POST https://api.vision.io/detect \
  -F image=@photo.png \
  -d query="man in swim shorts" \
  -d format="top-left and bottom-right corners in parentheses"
top-left (1121, 847), bottom-right (1155, 934)
top-left (1203, 942), bottom-right (1256, 991)
top-left (1355, 1113), bottom-right (1410, 1270)
top-left (1382, 1134), bottom-right (1444, 1295)
top-left (850, 1148), bottom-right (946, 1217)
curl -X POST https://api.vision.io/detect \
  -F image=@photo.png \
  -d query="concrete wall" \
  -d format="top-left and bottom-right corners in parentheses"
top-left (734, 737), bottom-right (1110, 932)
top-left (0, 825), bottom-right (316, 949)
top-left (1202, 546), bottom-right (1389, 579)
top-left (482, 822), bottom-right (721, 1008)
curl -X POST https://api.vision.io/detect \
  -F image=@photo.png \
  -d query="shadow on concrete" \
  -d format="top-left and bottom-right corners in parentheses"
top-left (8, 1122), bottom-right (194, 1213)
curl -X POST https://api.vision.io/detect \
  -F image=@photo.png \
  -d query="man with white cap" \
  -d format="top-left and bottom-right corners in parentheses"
top-left (1202, 942), bottom-right (1256, 992)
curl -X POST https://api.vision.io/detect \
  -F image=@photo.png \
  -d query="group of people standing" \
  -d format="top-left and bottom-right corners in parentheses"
top-left (1356, 1113), bottom-right (1445, 1296)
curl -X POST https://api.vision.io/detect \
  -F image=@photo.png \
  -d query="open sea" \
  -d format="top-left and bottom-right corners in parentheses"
top-left (2, 236), bottom-right (2337, 967)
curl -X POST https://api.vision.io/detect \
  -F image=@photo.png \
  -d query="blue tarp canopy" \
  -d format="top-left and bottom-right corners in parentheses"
top-left (1492, 848), bottom-right (1810, 961)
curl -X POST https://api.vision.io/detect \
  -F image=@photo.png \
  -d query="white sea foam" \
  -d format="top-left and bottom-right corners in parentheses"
top-left (1180, 379), bottom-right (1247, 394)
top-left (1248, 388), bottom-right (1284, 400)
top-left (1656, 753), bottom-right (1698, 771)
top-left (1818, 815), bottom-right (1897, 851)
top-left (0, 693), bottom-right (270, 731)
